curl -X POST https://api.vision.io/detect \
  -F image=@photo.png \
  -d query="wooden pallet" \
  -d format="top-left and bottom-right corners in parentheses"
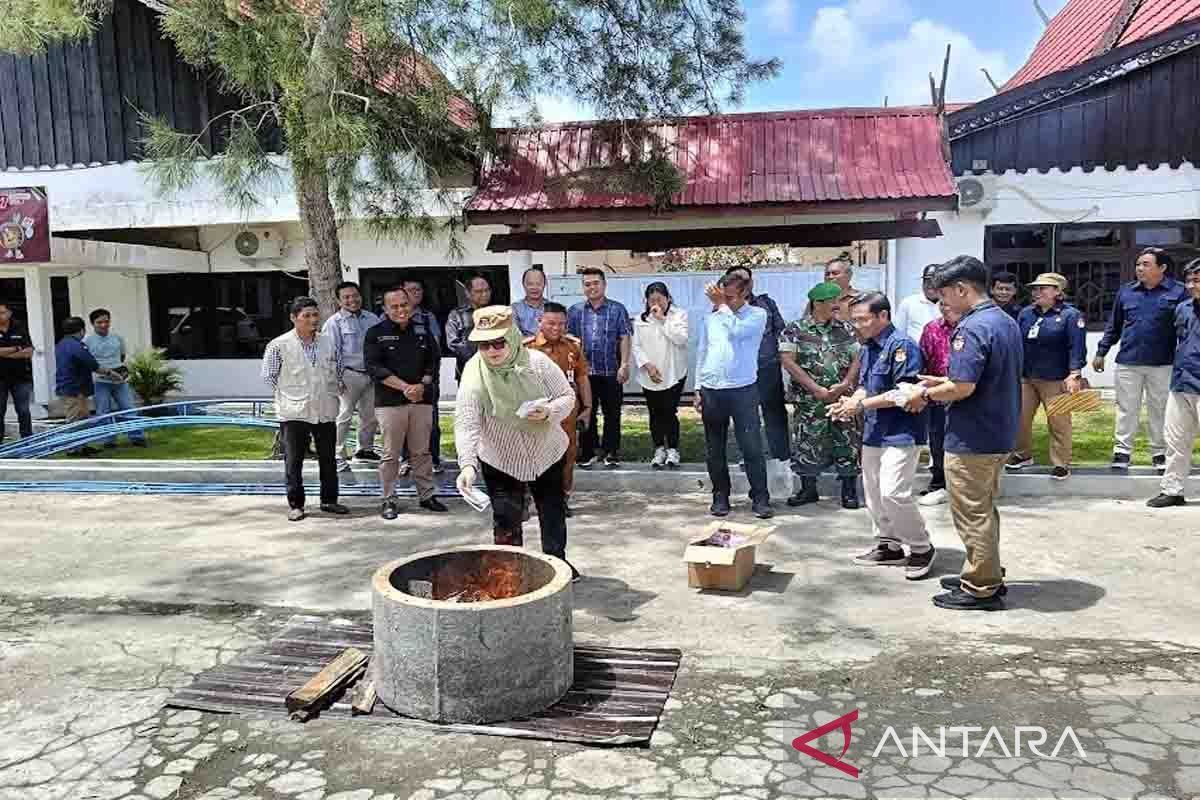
top-left (166, 615), bottom-right (681, 746)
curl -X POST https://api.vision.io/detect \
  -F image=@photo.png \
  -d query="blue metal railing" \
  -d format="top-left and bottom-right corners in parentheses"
top-left (0, 398), bottom-right (281, 459)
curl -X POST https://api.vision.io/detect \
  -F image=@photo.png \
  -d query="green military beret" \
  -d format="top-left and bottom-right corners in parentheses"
top-left (808, 282), bottom-right (842, 302)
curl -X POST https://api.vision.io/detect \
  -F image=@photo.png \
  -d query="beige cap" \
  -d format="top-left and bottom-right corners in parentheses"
top-left (468, 305), bottom-right (515, 342)
top-left (1028, 273), bottom-right (1068, 291)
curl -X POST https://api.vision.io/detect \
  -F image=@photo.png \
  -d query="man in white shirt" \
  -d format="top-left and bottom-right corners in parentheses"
top-left (321, 281), bottom-right (381, 471)
top-left (893, 264), bottom-right (942, 342)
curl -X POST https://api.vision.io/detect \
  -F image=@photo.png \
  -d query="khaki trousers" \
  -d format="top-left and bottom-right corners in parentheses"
top-left (861, 445), bottom-right (930, 553)
top-left (377, 404), bottom-right (435, 501)
top-left (1015, 379), bottom-right (1072, 467)
top-left (335, 370), bottom-right (377, 459)
top-left (1114, 364), bottom-right (1171, 457)
top-left (1160, 391), bottom-right (1200, 498)
top-left (945, 453), bottom-right (1006, 598)
top-left (61, 394), bottom-right (91, 454)
top-left (562, 412), bottom-right (578, 496)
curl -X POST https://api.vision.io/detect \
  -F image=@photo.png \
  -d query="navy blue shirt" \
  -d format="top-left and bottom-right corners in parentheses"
top-left (748, 292), bottom-right (787, 367)
top-left (998, 302), bottom-right (1023, 322)
top-left (1018, 303), bottom-right (1088, 381)
top-left (54, 336), bottom-right (100, 397)
top-left (1171, 299), bottom-right (1200, 395)
top-left (945, 301), bottom-right (1023, 455)
top-left (859, 324), bottom-right (927, 447)
top-left (1097, 278), bottom-right (1188, 366)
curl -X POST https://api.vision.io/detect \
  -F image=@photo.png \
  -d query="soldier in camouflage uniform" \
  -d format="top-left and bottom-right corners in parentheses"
top-left (779, 282), bottom-right (863, 509)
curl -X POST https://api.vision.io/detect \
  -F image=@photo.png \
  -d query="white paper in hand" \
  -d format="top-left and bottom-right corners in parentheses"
top-left (460, 485), bottom-right (491, 512)
top-left (515, 398), bottom-right (550, 419)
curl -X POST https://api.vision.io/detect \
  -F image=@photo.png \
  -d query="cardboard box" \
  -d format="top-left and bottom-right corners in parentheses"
top-left (683, 521), bottom-right (775, 591)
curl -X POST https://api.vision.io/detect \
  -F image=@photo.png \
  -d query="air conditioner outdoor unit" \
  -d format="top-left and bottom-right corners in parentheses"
top-left (956, 176), bottom-right (997, 213)
top-left (233, 227), bottom-right (284, 259)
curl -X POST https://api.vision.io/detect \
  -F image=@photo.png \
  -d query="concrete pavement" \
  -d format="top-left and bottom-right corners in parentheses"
top-left (2, 491), bottom-right (1200, 799)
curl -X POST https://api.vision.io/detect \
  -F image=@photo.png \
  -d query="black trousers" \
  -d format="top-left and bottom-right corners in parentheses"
top-left (281, 420), bottom-right (338, 509)
top-left (757, 363), bottom-right (791, 460)
top-left (579, 374), bottom-right (623, 460)
top-left (0, 380), bottom-right (33, 441)
top-left (644, 377), bottom-right (686, 449)
top-left (702, 384), bottom-right (769, 503)
top-left (928, 403), bottom-right (946, 490)
top-left (481, 458), bottom-right (568, 559)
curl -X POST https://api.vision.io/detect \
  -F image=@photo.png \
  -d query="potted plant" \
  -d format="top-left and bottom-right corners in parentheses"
top-left (125, 348), bottom-right (184, 415)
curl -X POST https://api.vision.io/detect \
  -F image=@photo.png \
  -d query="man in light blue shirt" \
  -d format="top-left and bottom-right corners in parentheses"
top-left (85, 308), bottom-right (146, 448)
top-left (694, 273), bottom-right (772, 518)
top-left (322, 280), bottom-right (382, 470)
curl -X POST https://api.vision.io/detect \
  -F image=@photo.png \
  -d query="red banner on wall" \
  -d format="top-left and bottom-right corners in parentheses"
top-left (0, 187), bottom-right (49, 263)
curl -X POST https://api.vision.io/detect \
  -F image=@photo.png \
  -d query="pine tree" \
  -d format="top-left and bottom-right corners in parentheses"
top-left (4, 0), bottom-right (779, 313)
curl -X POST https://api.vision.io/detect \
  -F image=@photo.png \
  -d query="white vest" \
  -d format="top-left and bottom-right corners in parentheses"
top-left (272, 331), bottom-right (340, 423)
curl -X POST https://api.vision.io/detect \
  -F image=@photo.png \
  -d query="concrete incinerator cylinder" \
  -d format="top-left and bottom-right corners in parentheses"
top-left (371, 545), bottom-right (574, 723)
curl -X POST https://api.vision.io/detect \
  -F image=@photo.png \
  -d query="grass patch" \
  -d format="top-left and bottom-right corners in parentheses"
top-left (64, 403), bottom-right (1179, 466)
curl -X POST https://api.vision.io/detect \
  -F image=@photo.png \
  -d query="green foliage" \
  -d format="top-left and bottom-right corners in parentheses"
top-left (0, 0), bottom-right (110, 53)
top-left (659, 245), bottom-right (787, 272)
top-left (125, 348), bottom-right (185, 406)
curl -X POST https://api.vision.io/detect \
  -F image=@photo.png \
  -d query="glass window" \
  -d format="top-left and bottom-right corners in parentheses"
top-left (1059, 226), bottom-right (1121, 248)
top-left (989, 227), bottom-right (1049, 250)
top-left (148, 271), bottom-right (307, 359)
top-left (1135, 223), bottom-right (1196, 247)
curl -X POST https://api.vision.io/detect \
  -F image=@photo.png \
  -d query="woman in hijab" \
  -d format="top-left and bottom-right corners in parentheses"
top-left (454, 305), bottom-right (580, 578)
top-left (632, 281), bottom-right (690, 469)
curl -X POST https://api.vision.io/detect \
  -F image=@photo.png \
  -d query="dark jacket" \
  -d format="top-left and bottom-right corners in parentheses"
top-left (364, 318), bottom-right (439, 406)
top-left (55, 336), bottom-right (100, 397)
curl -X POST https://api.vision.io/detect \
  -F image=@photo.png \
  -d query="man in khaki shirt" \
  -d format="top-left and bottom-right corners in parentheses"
top-left (525, 302), bottom-right (592, 515)
top-left (825, 257), bottom-right (861, 323)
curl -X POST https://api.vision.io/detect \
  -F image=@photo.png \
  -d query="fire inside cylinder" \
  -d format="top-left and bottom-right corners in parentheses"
top-left (432, 553), bottom-right (525, 603)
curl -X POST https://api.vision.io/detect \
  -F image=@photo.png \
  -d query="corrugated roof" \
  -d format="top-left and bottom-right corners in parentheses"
top-left (467, 107), bottom-right (956, 219)
top-left (1003, 0), bottom-right (1200, 90)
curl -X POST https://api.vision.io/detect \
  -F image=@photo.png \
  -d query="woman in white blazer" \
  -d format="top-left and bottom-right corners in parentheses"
top-left (632, 282), bottom-right (690, 468)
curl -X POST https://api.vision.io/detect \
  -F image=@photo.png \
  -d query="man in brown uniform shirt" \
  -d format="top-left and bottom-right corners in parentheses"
top-left (525, 302), bottom-right (592, 516)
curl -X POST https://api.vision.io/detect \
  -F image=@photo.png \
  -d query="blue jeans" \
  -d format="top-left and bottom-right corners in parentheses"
top-left (93, 381), bottom-right (145, 444)
top-left (0, 380), bottom-right (33, 442)
top-left (701, 384), bottom-right (769, 503)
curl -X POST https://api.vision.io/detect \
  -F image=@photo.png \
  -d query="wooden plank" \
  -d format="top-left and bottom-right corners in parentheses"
top-left (113, 0), bottom-right (141, 157)
top-left (0, 54), bottom-right (24, 167)
top-left (94, 13), bottom-right (123, 162)
top-left (65, 42), bottom-right (90, 165)
top-left (131, 0), bottom-right (158, 121)
top-left (14, 55), bottom-right (40, 165)
top-left (351, 677), bottom-right (377, 715)
top-left (45, 45), bottom-right (72, 166)
top-left (84, 33), bottom-right (108, 164)
top-left (29, 52), bottom-right (55, 166)
top-left (284, 647), bottom-right (369, 713)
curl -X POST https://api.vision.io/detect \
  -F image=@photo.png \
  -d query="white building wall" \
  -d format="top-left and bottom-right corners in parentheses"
top-left (893, 164), bottom-right (1200, 387)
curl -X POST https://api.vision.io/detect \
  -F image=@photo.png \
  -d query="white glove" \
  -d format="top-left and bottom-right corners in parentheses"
top-left (456, 465), bottom-right (477, 495)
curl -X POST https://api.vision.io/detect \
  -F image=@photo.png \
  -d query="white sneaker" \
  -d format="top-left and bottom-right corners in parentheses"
top-left (665, 448), bottom-right (681, 468)
top-left (398, 460), bottom-right (412, 477)
top-left (651, 446), bottom-right (668, 469)
top-left (918, 488), bottom-right (948, 506)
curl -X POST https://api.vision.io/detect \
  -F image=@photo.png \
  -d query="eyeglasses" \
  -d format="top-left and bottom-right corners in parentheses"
top-left (477, 338), bottom-right (508, 351)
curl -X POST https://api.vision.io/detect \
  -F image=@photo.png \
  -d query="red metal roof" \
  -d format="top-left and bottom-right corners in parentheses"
top-left (1003, 0), bottom-right (1200, 90)
top-left (467, 107), bottom-right (956, 221)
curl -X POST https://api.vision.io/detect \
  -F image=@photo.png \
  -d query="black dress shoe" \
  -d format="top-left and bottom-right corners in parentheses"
top-left (320, 503), bottom-right (350, 515)
top-left (420, 497), bottom-right (449, 513)
top-left (787, 477), bottom-right (819, 507)
top-left (354, 449), bottom-right (381, 462)
top-left (710, 496), bottom-right (731, 517)
top-left (564, 503), bottom-right (574, 518)
top-left (752, 501), bottom-right (774, 519)
top-left (1147, 493), bottom-right (1186, 508)
top-left (380, 498), bottom-right (400, 520)
top-left (939, 574), bottom-right (1008, 596)
top-left (933, 587), bottom-right (1005, 611)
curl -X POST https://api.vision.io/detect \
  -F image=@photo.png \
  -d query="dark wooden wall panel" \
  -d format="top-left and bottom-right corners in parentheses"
top-left (952, 45), bottom-right (1200, 175)
top-left (0, 0), bottom-right (272, 169)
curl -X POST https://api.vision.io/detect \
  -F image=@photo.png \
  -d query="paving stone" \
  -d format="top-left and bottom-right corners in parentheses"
top-left (810, 777), bottom-right (866, 798)
top-left (709, 757), bottom-right (772, 786)
top-left (679, 757), bottom-right (708, 776)
top-left (932, 775), bottom-right (988, 796)
top-left (1175, 765), bottom-right (1200, 794)
top-left (424, 779), bottom-right (460, 792)
top-left (475, 791), bottom-right (513, 800)
top-left (554, 750), bottom-right (658, 790)
top-left (327, 792), bottom-right (374, 800)
top-left (1108, 754), bottom-right (1151, 776)
top-left (1068, 765), bottom-right (1145, 797)
top-left (517, 791), bottom-right (551, 800)
top-left (763, 694), bottom-right (797, 708)
top-left (162, 758), bottom-right (196, 775)
top-left (907, 755), bottom-right (953, 773)
top-left (296, 790), bottom-right (325, 800)
top-left (266, 769), bottom-right (327, 795)
top-left (185, 743), bottom-right (219, 761)
top-left (776, 779), bottom-right (822, 796)
top-left (499, 750), bottom-right (526, 761)
top-left (672, 778), bottom-right (721, 797)
top-left (460, 780), bottom-right (493, 791)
